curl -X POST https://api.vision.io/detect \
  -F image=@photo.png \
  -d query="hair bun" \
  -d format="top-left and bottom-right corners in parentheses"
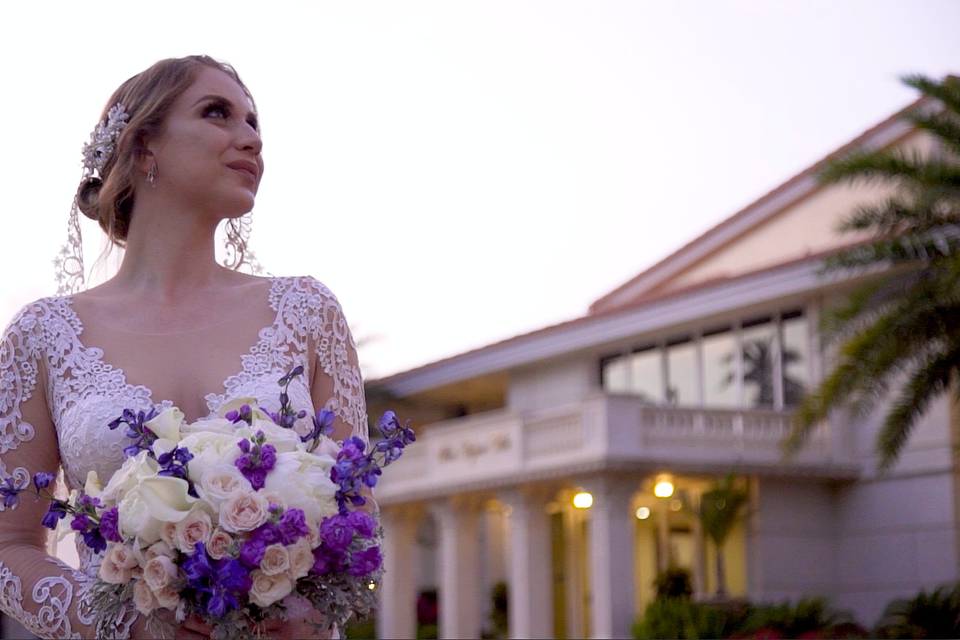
top-left (76, 176), bottom-right (103, 221)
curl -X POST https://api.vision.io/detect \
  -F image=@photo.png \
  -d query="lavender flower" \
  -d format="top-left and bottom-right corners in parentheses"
top-left (311, 544), bottom-right (346, 575)
top-left (157, 446), bottom-right (196, 497)
top-left (40, 501), bottom-right (68, 529)
top-left (33, 472), bottom-right (56, 492)
top-left (0, 476), bottom-right (25, 509)
top-left (225, 403), bottom-right (253, 425)
top-left (320, 514), bottom-right (355, 553)
top-left (302, 408), bottom-right (335, 453)
top-left (183, 542), bottom-right (251, 618)
top-left (107, 407), bottom-right (160, 457)
top-left (269, 365), bottom-right (308, 429)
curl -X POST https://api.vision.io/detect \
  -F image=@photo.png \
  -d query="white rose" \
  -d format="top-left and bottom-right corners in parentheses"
top-left (259, 544), bottom-right (290, 576)
top-left (249, 570), bottom-right (294, 608)
top-left (263, 450), bottom-right (338, 524)
top-left (133, 579), bottom-right (159, 615)
top-left (315, 436), bottom-right (341, 459)
top-left (250, 419), bottom-right (303, 453)
top-left (178, 430), bottom-right (250, 483)
top-left (99, 544), bottom-right (138, 584)
top-left (197, 464), bottom-right (251, 510)
top-left (219, 491), bottom-right (269, 533)
top-left (143, 555), bottom-right (178, 591)
top-left (100, 451), bottom-right (158, 504)
top-left (286, 538), bottom-right (314, 581)
top-left (174, 507), bottom-right (213, 554)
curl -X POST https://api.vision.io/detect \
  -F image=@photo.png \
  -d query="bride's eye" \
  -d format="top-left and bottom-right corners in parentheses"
top-left (203, 103), bottom-right (230, 119)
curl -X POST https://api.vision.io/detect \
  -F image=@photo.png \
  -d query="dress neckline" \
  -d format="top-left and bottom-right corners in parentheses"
top-left (53, 275), bottom-right (294, 423)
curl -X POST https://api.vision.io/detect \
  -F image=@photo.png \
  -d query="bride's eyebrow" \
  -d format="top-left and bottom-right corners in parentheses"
top-left (191, 94), bottom-right (259, 130)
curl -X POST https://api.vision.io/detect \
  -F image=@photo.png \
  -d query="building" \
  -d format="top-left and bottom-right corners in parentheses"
top-left (368, 91), bottom-right (959, 639)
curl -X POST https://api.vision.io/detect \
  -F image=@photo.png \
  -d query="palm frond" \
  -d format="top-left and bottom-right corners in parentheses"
top-left (907, 110), bottom-right (960, 158)
top-left (902, 73), bottom-right (960, 116)
top-left (877, 341), bottom-right (960, 471)
top-left (817, 147), bottom-right (960, 192)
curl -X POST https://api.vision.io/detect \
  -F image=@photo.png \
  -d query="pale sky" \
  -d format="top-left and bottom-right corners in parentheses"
top-left (1, 1), bottom-right (957, 380)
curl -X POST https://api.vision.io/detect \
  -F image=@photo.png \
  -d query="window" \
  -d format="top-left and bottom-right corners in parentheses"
top-left (601, 355), bottom-right (631, 393)
top-left (740, 317), bottom-right (776, 408)
top-left (702, 328), bottom-right (738, 408)
top-left (666, 338), bottom-right (698, 406)
top-left (629, 347), bottom-right (664, 403)
top-left (781, 312), bottom-right (809, 407)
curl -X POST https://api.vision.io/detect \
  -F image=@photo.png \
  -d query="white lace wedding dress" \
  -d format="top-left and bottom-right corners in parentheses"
top-left (0, 275), bottom-right (369, 638)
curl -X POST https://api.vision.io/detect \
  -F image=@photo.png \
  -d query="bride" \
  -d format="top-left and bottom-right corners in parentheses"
top-left (0, 55), bottom-right (372, 639)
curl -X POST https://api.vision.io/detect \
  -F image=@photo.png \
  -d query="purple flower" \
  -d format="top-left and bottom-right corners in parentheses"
top-left (71, 513), bottom-right (91, 532)
top-left (40, 502), bottom-right (68, 529)
top-left (183, 543), bottom-right (251, 618)
top-left (99, 507), bottom-right (121, 543)
top-left (348, 545), bottom-right (382, 576)
top-left (311, 545), bottom-right (346, 575)
top-left (320, 514), bottom-right (354, 552)
top-left (32, 472), bottom-right (56, 492)
top-left (240, 537), bottom-right (268, 568)
top-left (0, 476), bottom-right (24, 509)
top-left (346, 511), bottom-right (376, 539)
top-left (234, 439), bottom-right (276, 491)
top-left (108, 407), bottom-right (160, 457)
top-left (277, 508), bottom-right (309, 545)
top-left (81, 529), bottom-right (107, 554)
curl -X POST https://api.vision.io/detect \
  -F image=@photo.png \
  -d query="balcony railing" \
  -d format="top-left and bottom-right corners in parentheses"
top-left (377, 393), bottom-right (848, 502)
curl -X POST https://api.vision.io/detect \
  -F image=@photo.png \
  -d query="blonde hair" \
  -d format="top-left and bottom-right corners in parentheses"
top-left (76, 55), bottom-right (257, 269)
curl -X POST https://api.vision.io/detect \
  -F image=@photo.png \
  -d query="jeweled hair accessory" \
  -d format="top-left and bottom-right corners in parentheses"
top-left (81, 104), bottom-right (130, 176)
top-left (54, 102), bottom-right (130, 296)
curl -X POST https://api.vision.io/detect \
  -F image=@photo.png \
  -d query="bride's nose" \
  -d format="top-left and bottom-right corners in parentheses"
top-left (237, 126), bottom-right (263, 155)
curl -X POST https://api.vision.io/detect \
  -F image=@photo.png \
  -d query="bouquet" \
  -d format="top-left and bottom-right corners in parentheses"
top-left (15, 365), bottom-right (414, 639)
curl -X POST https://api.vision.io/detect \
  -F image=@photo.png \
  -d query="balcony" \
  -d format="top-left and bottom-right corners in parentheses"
top-left (377, 393), bottom-right (858, 503)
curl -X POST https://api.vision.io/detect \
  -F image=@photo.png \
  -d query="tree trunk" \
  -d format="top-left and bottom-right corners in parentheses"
top-left (715, 540), bottom-right (727, 598)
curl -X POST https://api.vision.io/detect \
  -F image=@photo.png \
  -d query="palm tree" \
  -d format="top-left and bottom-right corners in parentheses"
top-left (691, 475), bottom-right (750, 598)
top-left (719, 336), bottom-right (805, 407)
top-left (783, 74), bottom-right (960, 471)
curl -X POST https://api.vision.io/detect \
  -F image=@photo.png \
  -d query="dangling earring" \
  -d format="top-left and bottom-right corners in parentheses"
top-left (223, 212), bottom-right (268, 275)
top-left (146, 161), bottom-right (158, 187)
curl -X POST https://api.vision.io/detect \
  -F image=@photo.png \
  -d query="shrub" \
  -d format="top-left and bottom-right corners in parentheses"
top-left (655, 567), bottom-right (694, 600)
top-left (632, 598), bottom-right (750, 640)
top-left (874, 583), bottom-right (960, 639)
top-left (735, 598), bottom-right (864, 639)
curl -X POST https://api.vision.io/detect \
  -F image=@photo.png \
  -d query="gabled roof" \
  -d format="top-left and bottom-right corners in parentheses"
top-left (587, 92), bottom-right (931, 315)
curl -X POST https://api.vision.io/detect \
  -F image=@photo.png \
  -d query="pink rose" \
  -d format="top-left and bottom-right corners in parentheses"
top-left (99, 544), bottom-right (138, 585)
top-left (144, 540), bottom-right (175, 561)
top-left (132, 579), bottom-right (158, 615)
top-left (143, 555), bottom-right (178, 592)
top-left (259, 544), bottom-right (290, 576)
top-left (219, 491), bottom-right (269, 533)
top-left (174, 508), bottom-right (213, 554)
top-left (249, 570), bottom-right (294, 608)
top-left (287, 539), bottom-right (314, 581)
top-left (160, 521), bottom-right (178, 547)
top-left (154, 585), bottom-right (180, 611)
top-left (207, 529), bottom-right (235, 560)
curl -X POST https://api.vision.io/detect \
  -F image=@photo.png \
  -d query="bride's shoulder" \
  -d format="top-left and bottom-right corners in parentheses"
top-left (1, 294), bottom-right (63, 352)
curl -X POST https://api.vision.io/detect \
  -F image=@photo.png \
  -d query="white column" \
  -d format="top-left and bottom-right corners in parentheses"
top-left (500, 488), bottom-right (553, 639)
top-left (378, 507), bottom-right (419, 640)
top-left (431, 498), bottom-right (482, 639)
top-left (583, 477), bottom-right (636, 640)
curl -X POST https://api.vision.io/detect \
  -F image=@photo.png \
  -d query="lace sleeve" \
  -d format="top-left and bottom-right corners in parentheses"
top-left (301, 277), bottom-right (369, 445)
top-left (0, 302), bottom-right (135, 639)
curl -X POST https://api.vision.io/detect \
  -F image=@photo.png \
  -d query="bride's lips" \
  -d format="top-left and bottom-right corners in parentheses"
top-left (227, 160), bottom-right (259, 182)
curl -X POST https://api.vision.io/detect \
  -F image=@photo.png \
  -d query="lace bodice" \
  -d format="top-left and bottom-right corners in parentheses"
top-left (0, 275), bottom-right (368, 638)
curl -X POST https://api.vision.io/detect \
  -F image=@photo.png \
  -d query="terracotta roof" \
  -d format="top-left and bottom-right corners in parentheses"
top-left (586, 92), bottom-right (930, 314)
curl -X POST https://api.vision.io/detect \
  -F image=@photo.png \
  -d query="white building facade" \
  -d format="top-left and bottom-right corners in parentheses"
top-left (368, 95), bottom-right (960, 639)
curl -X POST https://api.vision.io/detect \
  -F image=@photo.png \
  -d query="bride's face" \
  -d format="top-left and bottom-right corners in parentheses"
top-left (144, 66), bottom-right (264, 218)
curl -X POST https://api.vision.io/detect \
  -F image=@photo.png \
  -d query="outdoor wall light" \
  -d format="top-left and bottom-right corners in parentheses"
top-left (635, 506), bottom-right (651, 520)
top-left (653, 475), bottom-right (675, 498)
top-left (572, 491), bottom-right (594, 509)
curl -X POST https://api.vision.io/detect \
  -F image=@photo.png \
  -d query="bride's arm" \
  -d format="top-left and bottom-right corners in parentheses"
top-left (0, 305), bottom-right (139, 639)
